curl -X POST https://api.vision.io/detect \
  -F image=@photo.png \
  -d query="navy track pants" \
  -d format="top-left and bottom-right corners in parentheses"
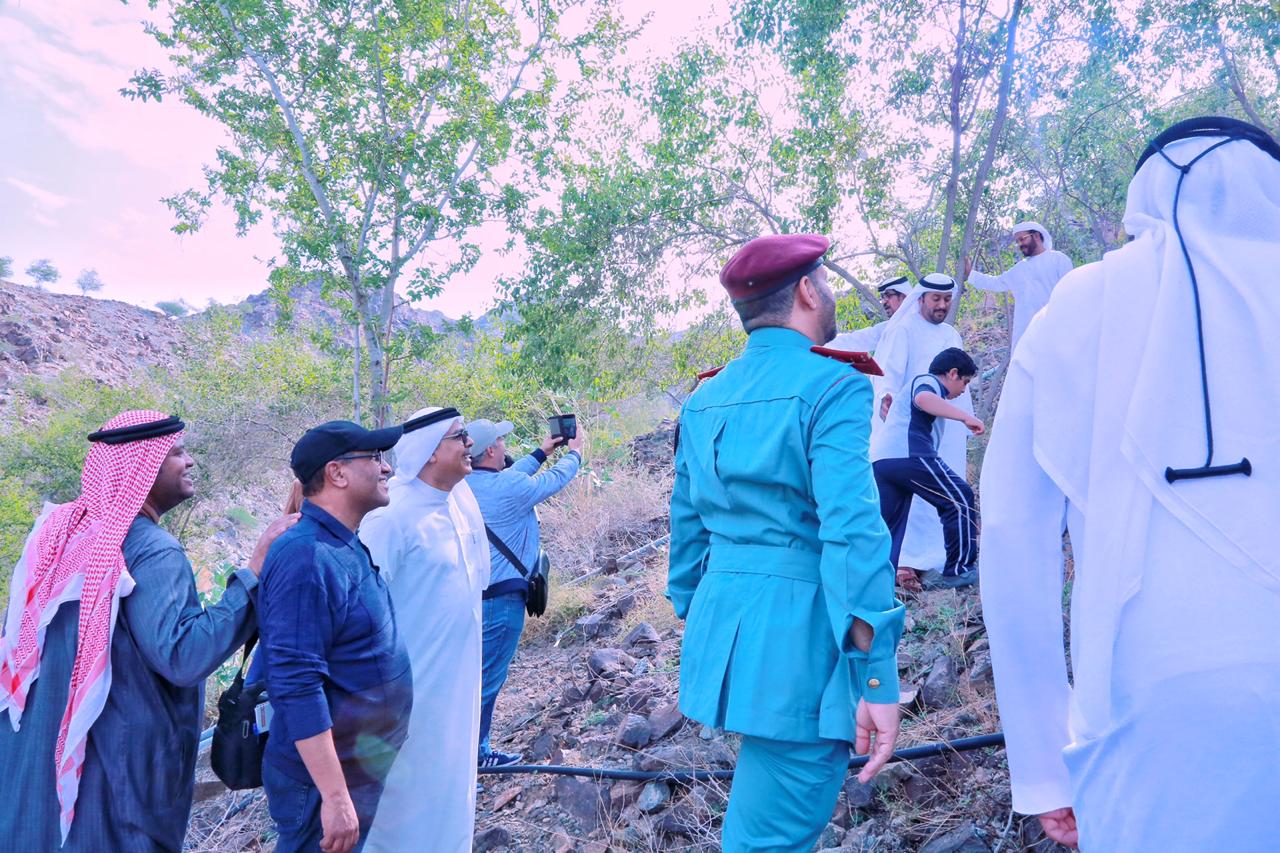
top-left (873, 455), bottom-right (978, 575)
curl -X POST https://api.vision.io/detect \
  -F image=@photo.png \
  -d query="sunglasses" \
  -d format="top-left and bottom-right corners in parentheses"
top-left (442, 429), bottom-right (470, 443)
top-left (334, 450), bottom-right (385, 464)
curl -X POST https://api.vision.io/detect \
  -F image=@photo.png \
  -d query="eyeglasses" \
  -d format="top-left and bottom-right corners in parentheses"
top-left (442, 429), bottom-right (469, 443)
top-left (335, 450), bottom-right (385, 464)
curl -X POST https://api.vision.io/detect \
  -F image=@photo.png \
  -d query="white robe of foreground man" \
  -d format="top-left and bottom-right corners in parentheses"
top-left (870, 287), bottom-right (973, 571)
top-left (360, 408), bottom-right (490, 853)
top-left (980, 129), bottom-right (1280, 851)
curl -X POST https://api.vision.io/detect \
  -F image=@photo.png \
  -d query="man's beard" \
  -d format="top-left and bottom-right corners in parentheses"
top-left (821, 297), bottom-right (838, 343)
top-left (927, 306), bottom-right (948, 324)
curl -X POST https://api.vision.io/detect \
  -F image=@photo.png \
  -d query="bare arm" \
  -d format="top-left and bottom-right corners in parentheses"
top-left (913, 390), bottom-right (985, 434)
top-left (295, 730), bottom-right (360, 853)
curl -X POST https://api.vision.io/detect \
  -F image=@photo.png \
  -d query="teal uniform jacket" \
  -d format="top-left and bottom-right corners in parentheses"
top-left (669, 326), bottom-right (905, 744)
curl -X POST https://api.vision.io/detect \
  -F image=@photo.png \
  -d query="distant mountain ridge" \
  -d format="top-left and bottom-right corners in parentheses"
top-left (0, 278), bottom-right (470, 408)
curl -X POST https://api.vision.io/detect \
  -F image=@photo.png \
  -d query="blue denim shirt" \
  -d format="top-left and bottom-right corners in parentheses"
top-left (258, 501), bottom-right (413, 788)
top-left (466, 449), bottom-right (580, 597)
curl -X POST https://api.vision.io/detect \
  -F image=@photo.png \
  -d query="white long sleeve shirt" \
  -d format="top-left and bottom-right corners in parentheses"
top-left (967, 249), bottom-right (1073, 347)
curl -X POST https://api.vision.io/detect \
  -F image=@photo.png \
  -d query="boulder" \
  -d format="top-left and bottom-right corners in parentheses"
top-left (967, 651), bottom-right (994, 687)
top-left (637, 780), bottom-right (672, 814)
top-left (526, 730), bottom-right (560, 762)
top-left (843, 776), bottom-right (876, 809)
top-left (473, 825), bottom-right (513, 852)
top-left (918, 821), bottom-right (990, 853)
top-left (624, 621), bottom-right (662, 652)
top-left (921, 655), bottom-right (960, 708)
top-left (553, 776), bottom-right (611, 829)
top-left (587, 648), bottom-right (636, 681)
top-left (575, 612), bottom-right (612, 640)
top-left (615, 713), bottom-right (652, 749)
top-left (647, 701), bottom-right (685, 741)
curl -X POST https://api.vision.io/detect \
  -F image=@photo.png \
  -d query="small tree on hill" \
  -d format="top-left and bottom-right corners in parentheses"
top-left (76, 269), bottom-right (105, 296)
top-left (0, 257), bottom-right (12, 279)
top-left (25, 259), bottom-right (59, 288)
top-left (156, 300), bottom-right (191, 318)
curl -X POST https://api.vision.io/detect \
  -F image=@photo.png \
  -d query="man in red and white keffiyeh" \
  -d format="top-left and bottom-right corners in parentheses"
top-left (0, 410), bottom-right (297, 850)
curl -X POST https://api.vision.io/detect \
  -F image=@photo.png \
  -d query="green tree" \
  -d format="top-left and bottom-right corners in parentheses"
top-left (75, 268), bottom-right (105, 295)
top-left (156, 300), bottom-right (191, 317)
top-left (0, 256), bottom-right (12, 279)
top-left (124, 0), bottom-right (626, 425)
top-left (25, 258), bottom-right (59, 287)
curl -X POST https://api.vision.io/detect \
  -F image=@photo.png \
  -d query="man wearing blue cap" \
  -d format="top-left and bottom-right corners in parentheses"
top-left (669, 234), bottom-right (905, 851)
top-left (258, 420), bottom-right (413, 853)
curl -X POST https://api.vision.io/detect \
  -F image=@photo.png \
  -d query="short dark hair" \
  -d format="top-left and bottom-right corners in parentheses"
top-left (301, 465), bottom-right (328, 497)
top-left (733, 281), bottom-right (798, 331)
top-left (929, 347), bottom-right (977, 378)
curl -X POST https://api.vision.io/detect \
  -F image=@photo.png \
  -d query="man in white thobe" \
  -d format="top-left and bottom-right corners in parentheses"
top-left (980, 116), bottom-right (1280, 851)
top-left (870, 273), bottom-right (976, 589)
top-left (963, 221), bottom-right (1073, 348)
top-left (359, 407), bottom-right (490, 853)
top-left (830, 275), bottom-right (912, 352)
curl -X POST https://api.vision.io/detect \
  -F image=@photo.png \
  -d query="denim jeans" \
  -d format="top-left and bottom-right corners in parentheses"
top-left (478, 591), bottom-right (527, 756)
top-left (263, 759), bottom-right (384, 853)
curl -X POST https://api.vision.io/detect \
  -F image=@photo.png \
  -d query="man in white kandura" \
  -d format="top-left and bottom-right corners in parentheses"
top-left (359, 407), bottom-right (490, 853)
top-left (829, 275), bottom-right (913, 352)
top-left (963, 222), bottom-right (1073, 348)
top-left (980, 116), bottom-right (1280, 851)
top-left (870, 273), bottom-right (977, 589)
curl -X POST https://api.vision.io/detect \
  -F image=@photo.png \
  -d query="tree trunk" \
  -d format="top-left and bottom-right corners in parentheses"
top-left (352, 320), bottom-right (362, 424)
top-left (949, 0), bottom-right (1024, 324)
top-left (935, 0), bottom-right (969, 272)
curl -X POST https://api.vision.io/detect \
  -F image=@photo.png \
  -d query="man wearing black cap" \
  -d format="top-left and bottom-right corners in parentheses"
top-left (258, 421), bottom-right (413, 853)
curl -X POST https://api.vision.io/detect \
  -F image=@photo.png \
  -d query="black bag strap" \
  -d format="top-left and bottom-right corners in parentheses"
top-left (231, 632), bottom-right (258, 688)
top-left (484, 525), bottom-right (531, 578)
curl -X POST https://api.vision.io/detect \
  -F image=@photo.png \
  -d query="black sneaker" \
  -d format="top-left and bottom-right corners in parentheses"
top-left (921, 567), bottom-right (979, 590)
top-left (478, 750), bottom-right (523, 769)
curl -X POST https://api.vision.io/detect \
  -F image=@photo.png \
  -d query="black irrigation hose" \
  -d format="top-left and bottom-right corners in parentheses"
top-left (477, 732), bottom-right (1006, 783)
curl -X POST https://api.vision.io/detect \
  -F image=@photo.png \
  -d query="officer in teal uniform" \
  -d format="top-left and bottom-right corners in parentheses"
top-left (669, 234), bottom-right (906, 852)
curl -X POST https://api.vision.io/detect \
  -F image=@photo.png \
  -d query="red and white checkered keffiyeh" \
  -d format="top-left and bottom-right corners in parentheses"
top-left (0, 409), bottom-right (181, 842)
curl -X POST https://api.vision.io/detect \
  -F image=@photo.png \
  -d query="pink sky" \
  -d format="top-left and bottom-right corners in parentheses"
top-left (0, 0), bottom-right (725, 318)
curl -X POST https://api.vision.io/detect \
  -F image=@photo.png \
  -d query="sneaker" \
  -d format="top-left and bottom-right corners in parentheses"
top-left (478, 750), bottom-right (523, 770)
top-left (921, 567), bottom-right (979, 590)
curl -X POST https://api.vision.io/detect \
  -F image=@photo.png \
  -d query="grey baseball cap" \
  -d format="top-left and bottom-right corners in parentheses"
top-left (467, 418), bottom-right (514, 460)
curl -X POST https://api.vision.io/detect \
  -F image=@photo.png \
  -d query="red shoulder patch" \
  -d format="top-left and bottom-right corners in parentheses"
top-left (696, 365), bottom-right (725, 381)
top-left (809, 345), bottom-right (884, 377)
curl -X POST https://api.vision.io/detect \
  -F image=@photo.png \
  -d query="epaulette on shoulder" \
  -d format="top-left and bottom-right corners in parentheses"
top-left (809, 345), bottom-right (883, 377)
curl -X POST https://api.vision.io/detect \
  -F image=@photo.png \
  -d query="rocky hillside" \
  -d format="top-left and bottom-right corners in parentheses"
top-left (0, 278), bottom-right (467, 409)
top-left (0, 279), bottom-right (190, 403)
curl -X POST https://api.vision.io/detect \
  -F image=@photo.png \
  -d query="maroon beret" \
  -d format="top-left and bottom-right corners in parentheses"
top-left (720, 234), bottom-right (830, 303)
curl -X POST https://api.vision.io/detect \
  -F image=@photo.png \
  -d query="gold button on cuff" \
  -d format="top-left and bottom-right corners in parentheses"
top-left (867, 678), bottom-right (881, 689)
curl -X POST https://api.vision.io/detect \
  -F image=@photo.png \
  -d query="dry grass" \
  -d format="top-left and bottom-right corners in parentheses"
top-left (523, 466), bottom-right (673, 644)
top-left (539, 466), bottom-right (672, 579)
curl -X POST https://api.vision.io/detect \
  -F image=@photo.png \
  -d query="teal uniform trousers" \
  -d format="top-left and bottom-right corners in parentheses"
top-left (669, 327), bottom-right (905, 852)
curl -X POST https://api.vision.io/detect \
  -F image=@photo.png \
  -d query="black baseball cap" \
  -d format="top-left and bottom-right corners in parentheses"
top-left (290, 420), bottom-right (403, 484)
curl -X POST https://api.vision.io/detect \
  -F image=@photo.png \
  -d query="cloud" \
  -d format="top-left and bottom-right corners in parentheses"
top-left (6, 177), bottom-right (73, 211)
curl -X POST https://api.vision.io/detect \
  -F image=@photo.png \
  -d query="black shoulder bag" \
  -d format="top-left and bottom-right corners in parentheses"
top-left (485, 526), bottom-right (549, 618)
top-left (211, 633), bottom-right (268, 790)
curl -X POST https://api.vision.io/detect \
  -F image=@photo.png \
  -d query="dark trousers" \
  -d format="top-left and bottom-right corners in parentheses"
top-left (873, 456), bottom-right (977, 575)
top-left (263, 760), bottom-right (384, 853)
